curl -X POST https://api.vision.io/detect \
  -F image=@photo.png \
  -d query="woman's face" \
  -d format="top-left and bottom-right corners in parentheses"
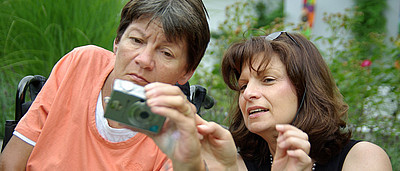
top-left (238, 53), bottom-right (298, 136)
top-left (113, 17), bottom-right (193, 86)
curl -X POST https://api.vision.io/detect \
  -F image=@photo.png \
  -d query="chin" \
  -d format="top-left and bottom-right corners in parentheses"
top-left (246, 122), bottom-right (271, 134)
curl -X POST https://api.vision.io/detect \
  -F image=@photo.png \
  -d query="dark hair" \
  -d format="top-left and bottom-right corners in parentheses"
top-left (116, 0), bottom-right (210, 72)
top-left (221, 33), bottom-right (351, 165)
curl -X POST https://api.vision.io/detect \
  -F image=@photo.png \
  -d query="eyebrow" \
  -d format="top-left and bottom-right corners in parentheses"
top-left (128, 27), bottom-right (175, 43)
top-left (128, 27), bottom-right (147, 38)
top-left (258, 66), bottom-right (286, 77)
top-left (127, 25), bottom-right (185, 50)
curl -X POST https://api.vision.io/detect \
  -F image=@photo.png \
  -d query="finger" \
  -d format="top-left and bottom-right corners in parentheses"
top-left (194, 114), bottom-right (207, 125)
top-left (194, 115), bottom-right (207, 140)
top-left (197, 122), bottom-right (230, 140)
top-left (183, 102), bottom-right (196, 117)
top-left (194, 115), bottom-right (208, 141)
top-left (147, 95), bottom-right (192, 114)
top-left (286, 149), bottom-right (312, 165)
top-left (277, 136), bottom-right (311, 155)
top-left (145, 82), bottom-right (191, 114)
top-left (275, 124), bottom-right (310, 155)
top-left (145, 85), bottom-right (196, 118)
top-left (147, 92), bottom-right (196, 116)
top-left (150, 106), bottom-right (195, 126)
top-left (147, 95), bottom-right (186, 106)
top-left (276, 130), bottom-right (308, 146)
top-left (279, 131), bottom-right (308, 142)
top-left (276, 124), bottom-right (308, 142)
top-left (145, 82), bottom-right (185, 98)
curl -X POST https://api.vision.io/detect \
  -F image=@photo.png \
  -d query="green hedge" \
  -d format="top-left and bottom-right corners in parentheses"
top-left (0, 0), bottom-right (128, 138)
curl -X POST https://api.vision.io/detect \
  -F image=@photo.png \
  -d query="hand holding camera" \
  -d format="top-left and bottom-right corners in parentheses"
top-left (105, 79), bottom-right (222, 170)
top-left (104, 79), bottom-right (166, 134)
top-left (104, 79), bottom-right (203, 135)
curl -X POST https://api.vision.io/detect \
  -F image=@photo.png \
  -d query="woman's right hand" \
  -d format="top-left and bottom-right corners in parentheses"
top-left (195, 115), bottom-right (239, 171)
top-left (272, 124), bottom-right (312, 171)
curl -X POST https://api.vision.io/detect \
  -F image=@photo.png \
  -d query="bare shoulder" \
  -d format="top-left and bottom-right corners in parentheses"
top-left (342, 141), bottom-right (392, 171)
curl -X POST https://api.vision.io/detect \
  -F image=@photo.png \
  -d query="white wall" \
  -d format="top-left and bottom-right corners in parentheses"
top-left (284, 0), bottom-right (353, 53)
top-left (203, 0), bottom-right (242, 32)
top-left (386, 0), bottom-right (400, 40)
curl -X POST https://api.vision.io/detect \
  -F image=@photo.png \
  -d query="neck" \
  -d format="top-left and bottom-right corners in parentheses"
top-left (101, 70), bottom-right (123, 129)
top-left (102, 70), bottom-right (115, 99)
top-left (267, 139), bottom-right (277, 157)
top-left (259, 130), bottom-right (279, 157)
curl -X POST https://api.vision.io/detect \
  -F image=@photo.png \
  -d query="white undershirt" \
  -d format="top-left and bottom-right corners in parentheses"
top-left (96, 91), bottom-right (137, 142)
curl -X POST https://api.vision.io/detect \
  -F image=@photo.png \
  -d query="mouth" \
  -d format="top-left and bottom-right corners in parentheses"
top-left (249, 108), bottom-right (269, 115)
top-left (247, 106), bottom-right (269, 116)
top-left (128, 73), bottom-right (150, 85)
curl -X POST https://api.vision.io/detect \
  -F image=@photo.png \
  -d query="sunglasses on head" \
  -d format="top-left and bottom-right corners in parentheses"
top-left (263, 31), bottom-right (300, 47)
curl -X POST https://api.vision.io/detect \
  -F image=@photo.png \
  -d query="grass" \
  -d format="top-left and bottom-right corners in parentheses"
top-left (0, 0), bottom-right (128, 138)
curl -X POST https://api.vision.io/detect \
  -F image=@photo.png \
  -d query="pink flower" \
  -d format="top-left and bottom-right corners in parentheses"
top-left (361, 59), bottom-right (372, 67)
top-left (395, 60), bottom-right (400, 70)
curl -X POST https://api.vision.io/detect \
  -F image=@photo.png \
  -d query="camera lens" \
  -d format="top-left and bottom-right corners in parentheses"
top-left (126, 98), bottom-right (165, 133)
top-left (140, 112), bottom-right (149, 119)
top-left (127, 101), bottom-right (154, 127)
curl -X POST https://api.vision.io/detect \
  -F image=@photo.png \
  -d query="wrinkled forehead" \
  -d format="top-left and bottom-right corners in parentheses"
top-left (137, 16), bottom-right (186, 44)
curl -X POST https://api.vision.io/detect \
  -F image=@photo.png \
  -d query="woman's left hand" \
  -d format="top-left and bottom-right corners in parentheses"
top-left (272, 124), bottom-right (312, 171)
top-left (196, 115), bottom-right (238, 170)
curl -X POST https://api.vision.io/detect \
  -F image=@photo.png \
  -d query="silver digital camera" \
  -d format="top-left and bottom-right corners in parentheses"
top-left (104, 79), bottom-right (165, 134)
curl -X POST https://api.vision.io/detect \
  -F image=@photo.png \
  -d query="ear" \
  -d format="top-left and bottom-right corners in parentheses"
top-left (177, 70), bottom-right (195, 85)
top-left (113, 39), bottom-right (118, 54)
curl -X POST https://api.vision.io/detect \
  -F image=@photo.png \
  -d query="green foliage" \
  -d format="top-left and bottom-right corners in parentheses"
top-left (352, 0), bottom-right (387, 42)
top-left (322, 10), bottom-right (400, 169)
top-left (0, 0), bottom-right (128, 138)
top-left (349, 0), bottom-right (387, 66)
top-left (253, 0), bottom-right (284, 28)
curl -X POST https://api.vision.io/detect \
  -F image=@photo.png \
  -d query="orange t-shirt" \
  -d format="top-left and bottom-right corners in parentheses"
top-left (15, 45), bottom-right (172, 170)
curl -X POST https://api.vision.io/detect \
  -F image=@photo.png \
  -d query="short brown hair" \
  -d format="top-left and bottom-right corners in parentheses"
top-left (116, 0), bottom-right (210, 72)
top-left (222, 33), bottom-right (351, 165)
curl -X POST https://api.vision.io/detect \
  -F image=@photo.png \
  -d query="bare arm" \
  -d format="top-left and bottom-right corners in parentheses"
top-left (236, 154), bottom-right (248, 171)
top-left (0, 135), bottom-right (34, 171)
top-left (342, 141), bottom-right (392, 171)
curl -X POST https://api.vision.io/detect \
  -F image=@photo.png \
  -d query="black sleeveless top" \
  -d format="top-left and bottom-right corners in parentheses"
top-left (244, 140), bottom-right (361, 171)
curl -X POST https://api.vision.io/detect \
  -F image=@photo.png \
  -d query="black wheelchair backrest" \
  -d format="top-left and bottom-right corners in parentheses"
top-left (2, 75), bottom-right (46, 152)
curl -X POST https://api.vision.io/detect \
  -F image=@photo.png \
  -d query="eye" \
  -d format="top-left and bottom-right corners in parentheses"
top-left (239, 84), bottom-right (247, 91)
top-left (160, 48), bottom-right (175, 58)
top-left (130, 37), bottom-right (143, 44)
top-left (162, 51), bottom-right (173, 57)
top-left (263, 77), bottom-right (276, 83)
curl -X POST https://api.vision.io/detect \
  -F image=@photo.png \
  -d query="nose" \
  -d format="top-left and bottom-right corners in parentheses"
top-left (134, 45), bottom-right (155, 70)
top-left (242, 82), bottom-right (261, 101)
